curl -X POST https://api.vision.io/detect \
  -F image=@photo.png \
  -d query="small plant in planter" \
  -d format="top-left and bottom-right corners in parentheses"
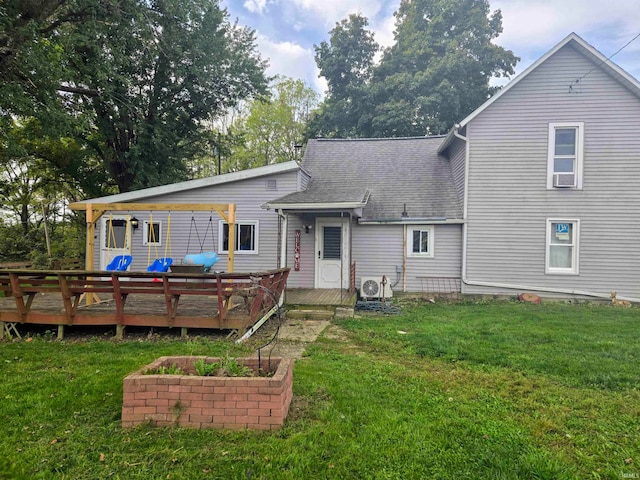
top-left (143, 363), bottom-right (184, 375)
top-left (194, 355), bottom-right (254, 377)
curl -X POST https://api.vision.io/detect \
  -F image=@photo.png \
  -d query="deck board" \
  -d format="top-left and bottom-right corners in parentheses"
top-left (285, 288), bottom-right (356, 307)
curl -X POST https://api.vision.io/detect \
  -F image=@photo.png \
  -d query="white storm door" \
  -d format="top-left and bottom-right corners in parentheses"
top-left (99, 215), bottom-right (131, 270)
top-left (315, 218), bottom-right (349, 289)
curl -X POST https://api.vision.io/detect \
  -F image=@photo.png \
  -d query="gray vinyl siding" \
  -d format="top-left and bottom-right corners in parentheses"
top-left (94, 170), bottom-right (300, 273)
top-left (448, 137), bottom-right (466, 207)
top-left (299, 170), bottom-right (311, 190)
top-left (463, 44), bottom-right (640, 298)
top-left (284, 214), bottom-right (316, 288)
top-left (352, 224), bottom-right (462, 293)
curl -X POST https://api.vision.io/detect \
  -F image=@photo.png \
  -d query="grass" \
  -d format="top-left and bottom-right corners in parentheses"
top-left (1, 300), bottom-right (639, 479)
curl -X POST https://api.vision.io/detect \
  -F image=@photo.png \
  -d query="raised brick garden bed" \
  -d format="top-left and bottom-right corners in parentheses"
top-left (122, 356), bottom-right (293, 430)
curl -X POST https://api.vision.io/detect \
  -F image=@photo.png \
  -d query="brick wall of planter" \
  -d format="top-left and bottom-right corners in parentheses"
top-left (122, 356), bottom-right (293, 430)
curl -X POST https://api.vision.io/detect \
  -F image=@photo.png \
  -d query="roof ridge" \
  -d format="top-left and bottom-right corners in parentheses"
top-left (314, 135), bottom-right (446, 142)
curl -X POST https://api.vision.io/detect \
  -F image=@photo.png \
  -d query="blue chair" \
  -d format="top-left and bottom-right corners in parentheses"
top-left (147, 257), bottom-right (173, 273)
top-left (106, 255), bottom-right (132, 271)
top-left (183, 252), bottom-right (220, 272)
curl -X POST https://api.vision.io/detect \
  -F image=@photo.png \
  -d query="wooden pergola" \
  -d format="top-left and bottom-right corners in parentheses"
top-left (69, 202), bottom-right (236, 273)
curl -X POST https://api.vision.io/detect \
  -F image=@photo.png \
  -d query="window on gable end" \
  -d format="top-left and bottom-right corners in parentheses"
top-left (546, 219), bottom-right (579, 274)
top-left (547, 123), bottom-right (584, 189)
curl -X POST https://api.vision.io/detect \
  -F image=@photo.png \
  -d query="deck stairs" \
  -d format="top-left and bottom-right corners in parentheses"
top-left (284, 288), bottom-right (357, 320)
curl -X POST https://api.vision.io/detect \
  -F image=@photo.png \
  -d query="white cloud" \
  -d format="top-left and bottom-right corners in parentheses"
top-left (371, 12), bottom-right (396, 50)
top-left (255, 34), bottom-right (323, 92)
top-left (243, 0), bottom-right (268, 14)
top-left (493, 0), bottom-right (640, 53)
top-left (291, 0), bottom-right (385, 29)
top-left (487, 1), bottom-right (640, 79)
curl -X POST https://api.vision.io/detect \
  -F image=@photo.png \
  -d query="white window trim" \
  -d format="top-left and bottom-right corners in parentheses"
top-left (142, 220), bottom-right (162, 246)
top-left (218, 220), bottom-right (259, 255)
top-left (545, 219), bottom-right (580, 275)
top-left (407, 225), bottom-right (435, 258)
top-left (547, 122), bottom-right (584, 190)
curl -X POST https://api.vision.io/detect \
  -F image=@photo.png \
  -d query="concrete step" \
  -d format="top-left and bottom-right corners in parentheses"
top-left (286, 306), bottom-right (355, 320)
top-left (286, 309), bottom-right (335, 320)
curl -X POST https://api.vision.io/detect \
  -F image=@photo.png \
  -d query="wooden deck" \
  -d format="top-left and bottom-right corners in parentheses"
top-left (0, 268), bottom-right (289, 339)
top-left (285, 288), bottom-right (357, 308)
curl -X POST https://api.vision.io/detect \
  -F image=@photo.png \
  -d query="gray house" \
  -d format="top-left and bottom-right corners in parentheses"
top-left (264, 137), bottom-right (464, 294)
top-left (438, 32), bottom-right (640, 301)
top-left (77, 32), bottom-right (640, 302)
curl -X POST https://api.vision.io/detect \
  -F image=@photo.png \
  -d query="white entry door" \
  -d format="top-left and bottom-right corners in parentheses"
top-left (315, 218), bottom-right (349, 288)
top-left (99, 215), bottom-right (132, 270)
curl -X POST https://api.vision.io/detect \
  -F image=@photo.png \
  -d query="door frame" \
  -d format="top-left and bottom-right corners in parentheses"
top-left (99, 215), bottom-right (132, 270)
top-left (314, 217), bottom-right (350, 289)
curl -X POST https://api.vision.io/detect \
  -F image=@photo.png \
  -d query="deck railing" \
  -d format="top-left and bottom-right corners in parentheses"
top-left (0, 268), bottom-right (289, 339)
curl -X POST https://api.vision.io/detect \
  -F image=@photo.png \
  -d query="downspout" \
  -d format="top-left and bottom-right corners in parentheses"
top-left (454, 127), bottom-right (470, 299)
top-left (456, 126), bottom-right (637, 302)
top-left (277, 210), bottom-right (287, 307)
top-left (340, 211), bottom-right (345, 294)
top-left (348, 212), bottom-right (353, 297)
top-left (403, 224), bottom-right (407, 292)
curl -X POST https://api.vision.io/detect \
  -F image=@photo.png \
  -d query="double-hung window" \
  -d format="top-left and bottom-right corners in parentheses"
top-left (219, 221), bottom-right (258, 254)
top-left (546, 219), bottom-right (579, 274)
top-left (547, 122), bottom-right (584, 189)
top-left (407, 226), bottom-right (434, 257)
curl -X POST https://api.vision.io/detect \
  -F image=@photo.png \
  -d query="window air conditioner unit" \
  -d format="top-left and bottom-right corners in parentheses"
top-left (360, 276), bottom-right (393, 300)
top-left (553, 173), bottom-right (576, 188)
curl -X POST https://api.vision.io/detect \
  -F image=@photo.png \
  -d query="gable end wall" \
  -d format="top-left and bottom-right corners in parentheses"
top-left (463, 44), bottom-right (640, 298)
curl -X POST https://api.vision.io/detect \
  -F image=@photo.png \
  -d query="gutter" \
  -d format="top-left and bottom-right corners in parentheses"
top-left (262, 201), bottom-right (367, 211)
top-left (358, 218), bottom-right (464, 225)
top-left (455, 127), bottom-right (638, 303)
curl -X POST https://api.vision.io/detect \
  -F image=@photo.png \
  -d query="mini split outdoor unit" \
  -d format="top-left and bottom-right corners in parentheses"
top-left (360, 276), bottom-right (393, 300)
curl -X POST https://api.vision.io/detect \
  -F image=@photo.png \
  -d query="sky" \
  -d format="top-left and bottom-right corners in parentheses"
top-left (223, 0), bottom-right (640, 96)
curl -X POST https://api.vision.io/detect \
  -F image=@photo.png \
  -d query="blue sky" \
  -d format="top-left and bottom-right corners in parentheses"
top-left (223, 0), bottom-right (640, 96)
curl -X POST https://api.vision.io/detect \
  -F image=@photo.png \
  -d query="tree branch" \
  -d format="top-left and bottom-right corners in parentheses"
top-left (57, 85), bottom-right (100, 97)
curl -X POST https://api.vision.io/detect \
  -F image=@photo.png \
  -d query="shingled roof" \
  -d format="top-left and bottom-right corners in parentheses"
top-left (266, 137), bottom-right (462, 222)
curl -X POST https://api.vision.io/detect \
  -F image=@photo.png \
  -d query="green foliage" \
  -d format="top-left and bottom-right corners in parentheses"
top-left (311, 0), bottom-right (519, 138)
top-left (144, 363), bottom-right (184, 375)
top-left (0, 213), bottom-right (85, 264)
top-left (219, 356), bottom-right (254, 377)
top-left (227, 77), bottom-right (319, 170)
top-left (193, 355), bottom-right (254, 377)
top-left (1, 0), bottom-right (268, 193)
top-left (64, 0), bottom-right (268, 192)
top-left (193, 358), bottom-right (220, 376)
top-left (311, 14), bottom-right (379, 138)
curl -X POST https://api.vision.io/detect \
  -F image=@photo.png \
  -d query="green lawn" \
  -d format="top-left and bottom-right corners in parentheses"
top-left (1, 301), bottom-right (639, 479)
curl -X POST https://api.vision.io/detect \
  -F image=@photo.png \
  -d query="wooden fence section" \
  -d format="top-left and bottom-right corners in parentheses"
top-left (0, 268), bottom-right (289, 339)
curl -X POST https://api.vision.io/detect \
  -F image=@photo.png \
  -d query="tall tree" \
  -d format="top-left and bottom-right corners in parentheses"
top-left (311, 0), bottom-right (518, 138)
top-left (227, 77), bottom-right (319, 170)
top-left (66, 0), bottom-right (268, 192)
top-left (1, 0), bottom-right (268, 193)
top-left (373, 0), bottom-right (518, 136)
top-left (310, 14), bottom-right (379, 138)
